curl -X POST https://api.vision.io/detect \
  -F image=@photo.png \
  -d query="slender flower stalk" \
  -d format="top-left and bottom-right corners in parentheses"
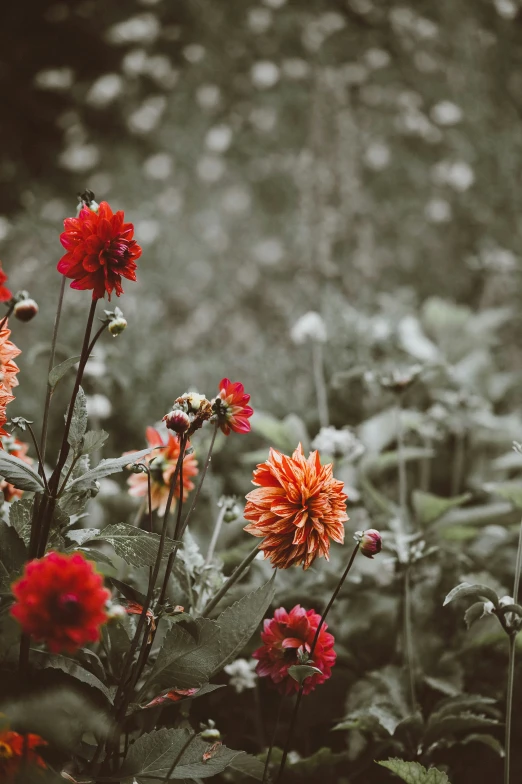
top-left (24, 423), bottom-right (50, 496)
top-left (505, 632), bottom-right (516, 784)
top-left (201, 541), bottom-right (263, 617)
top-left (451, 428), bottom-right (466, 497)
top-left (262, 697), bottom-right (283, 784)
top-left (403, 566), bottom-right (416, 711)
top-left (0, 301), bottom-right (15, 333)
top-left (275, 543), bottom-right (360, 782)
top-left (204, 503), bottom-right (227, 569)
top-left (40, 276), bottom-right (66, 465)
top-left (312, 341), bottom-right (329, 429)
top-left (181, 422), bottom-right (218, 534)
top-left (396, 400), bottom-right (408, 528)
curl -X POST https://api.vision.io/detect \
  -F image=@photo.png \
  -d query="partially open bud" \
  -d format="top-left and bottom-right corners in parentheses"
top-left (14, 298), bottom-right (38, 322)
top-left (108, 316), bottom-right (127, 336)
top-left (355, 528), bottom-right (382, 559)
top-left (163, 409), bottom-right (190, 435)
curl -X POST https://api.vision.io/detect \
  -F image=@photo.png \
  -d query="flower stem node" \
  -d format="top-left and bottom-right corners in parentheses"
top-left (354, 528), bottom-right (382, 559)
top-left (171, 392), bottom-right (213, 436)
top-left (13, 297), bottom-right (39, 322)
top-left (163, 409), bottom-right (191, 435)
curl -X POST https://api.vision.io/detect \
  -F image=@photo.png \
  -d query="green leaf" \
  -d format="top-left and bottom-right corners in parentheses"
top-left (211, 574), bottom-right (276, 675)
top-left (0, 450), bottom-right (45, 492)
top-left (91, 523), bottom-right (179, 568)
top-left (443, 583), bottom-right (499, 608)
top-left (121, 728), bottom-right (246, 780)
top-left (66, 528), bottom-right (102, 547)
top-left (378, 759), bottom-right (451, 783)
top-left (485, 481), bottom-right (522, 509)
top-left (81, 429), bottom-right (109, 455)
top-left (362, 448), bottom-right (433, 477)
top-left (29, 651), bottom-right (112, 702)
top-left (66, 447), bottom-right (155, 492)
top-left (412, 491), bottom-right (471, 526)
top-left (424, 713), bottom-right (500, 745)
top-left (288, 664), bottom-right (323, 685)
top-left (0, 521), bottom-right (26, 591)
top-left (144, 618), bottom-right (221, 692)
top-left (226, 752), bottom-right (265, 780)
top-left (465, 602), bottom-right (487, 629)
top-left (9, 495), bottom-right (34, 546)
top-left (67, 387), bottom-right (88, 453)
top-left (48, 355), bottom-right (81, 389)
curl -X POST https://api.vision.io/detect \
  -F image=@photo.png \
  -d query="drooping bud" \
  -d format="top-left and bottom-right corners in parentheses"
top-left (107, 306), bottom-right (127, 336)
top-left (355, 528), bottom-right (382, 559)
top-left (14, 297), bottom-right (39, 322)
top-left (163, 409), bottom-right (190, 435)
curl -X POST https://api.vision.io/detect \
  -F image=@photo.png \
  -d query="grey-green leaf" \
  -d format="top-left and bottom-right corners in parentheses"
top-left (464, 602), bottom-right (487, 629)
top-left (81, 430), bottom-right (109, 455)
top-left (48, 355), bottom-right (81, 389)
top-left (29, 651), bottom-right (112, 702)
top-left (0, 451), bottom-right (44, 492)
top-left (412, 490), bottom-right (471, 527)
top-left (67, 447), bottom-right (155, 492)
top-left (145, 618), bottom-right (221, 692)
top-left (93, 523), bottom-right (178, 568)
top-left (9, 496), bottom-right (34, 547)
top-left (67, 387), bottom-right (88, 452)
top-left (0, 521), bottom-right (26, 591)
top-left (443, 583), bottom-right (499, 608)
top-left (288, 664), bottom-right (323, 685)
top-left (378, 758), bottom-right (451, 783)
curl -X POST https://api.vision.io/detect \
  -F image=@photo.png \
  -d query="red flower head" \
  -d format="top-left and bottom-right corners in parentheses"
top-left (0, 730), bottom-right (47, 782)
top-left (253, 605), bottom-right (336, 695)
top-left (213, 378), bottom-right (253, 436)
top-left (0, 263), bottom-right (12, 303)
top-left (0, 435), bottom-right (33, 502)
top-left (244, 444), bottom-right (348, 570)
top-left (126, 427), bottom-right (198, 516)
top-left (58, 201), bottom-right (142, 300)
top-left (10, 552), bottom-right (110, 654)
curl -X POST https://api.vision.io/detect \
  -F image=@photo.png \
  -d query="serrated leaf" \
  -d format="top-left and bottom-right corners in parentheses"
top-left (29, 651), bottom-right (112, 702)
top-left (81, 430), bottom-right (109, 455)
top-left (226, 752), bottom-right (265, 780)
top-left (461, 733), bottom-right (504, 756)
top-left (66, 528), bottom-right (102, 547)
top-left (378, 758), bottom-right (451, 783)
top-left (48, 355), bottom-right (81, 389)
top-left (288, 664), bottom-right (323, 685)
top-left (0, 521), bottom-right (26, 591)
top-left (67, 387), bottom-right (88, 452)
top-left (0, 450), bottom-right (44, 492)
top-left (424, 713), bottom-right (500, 745)
top-left (93, 523), bottom-right (178, 568)
top-left (121, 727), bottom-right (245, 780)
top-left (67, 447), bottom-right (155, 492)
top-left (443, 583), bottom-right (499, 608)
top-left (412, 491), bottom-right (471, 526)
top-left (144, 618), bottom-right (221, 693)
top-left (9, 495), bottom-right (34, 546)
top-left (465, 602), bottom-right (487, 629)
top-left (430, 695), bottom-right (497, 721)
top-left (210, 574), bottom-right (276, 674)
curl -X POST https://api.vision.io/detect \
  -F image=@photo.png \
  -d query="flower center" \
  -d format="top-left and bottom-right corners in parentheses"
top-left (54, 593), bottom-right (82, 623)
top-left (0, 741), bottom-right (13, 759)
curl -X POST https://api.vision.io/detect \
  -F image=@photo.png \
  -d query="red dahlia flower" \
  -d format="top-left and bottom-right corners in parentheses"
top-left (244, 444), bottom-right (348, 569)
top-left (253, 605), bottom-right (336, 695)
top-left (0, 730), bottom-right (47, 782)
top-left (58, 201), bottom-right (142, 300)
top-left (213, 378), bottom-right (253, 435)
top-left (10, 552), bottom-right (110, 654)
top-left (0, 262), bottom-right (12, 302)
top-left (0, 436), bottom-right (33, 501)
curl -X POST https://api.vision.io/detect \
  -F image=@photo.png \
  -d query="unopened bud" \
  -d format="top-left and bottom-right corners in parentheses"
top-left (14, 298), bottom-right (38, 322)
top-left (499, 596), bottom-right (514, 608)
top-left (108, 316), bottom-right (127, 336)
top-left (355, 528), bottom-right (382, 559)
top-left (163, 409), bottom-right (190, 434)
top-left (107, 603), bottom-right (127, 621)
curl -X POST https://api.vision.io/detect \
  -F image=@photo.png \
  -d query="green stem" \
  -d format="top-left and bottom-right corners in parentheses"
top-left (0, 301), bottom-right (15, 333)
top-left (396, 400), bottom-right (408, 529)
top-left (204, 504), bottom-right (226, 568)
top-left (451, 429), bottom-right (466, 497)
top-left (505, 633), bottom-right (516, 784)
top-left (40, 276), bottom-right (66, 465)
top-left (263, 696), bottom-right (283, 784)
top-left (25, 423), bottom-right (50, 496)
top-left (403, 566), bottom-right (416, 712)
top-left (513, 516), bottom-right (522, 604)
top-left (200, 540), bottom-right (262, 617)
top-left (181, 422), bottom-right (218, 533)
top-left (312, 341), bottom-right (329, 429)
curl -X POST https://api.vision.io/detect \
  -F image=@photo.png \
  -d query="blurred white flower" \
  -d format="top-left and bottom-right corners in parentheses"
top-left (59, 144), bottom-right (100, 172)
top-left (183, 44), bottom-right (206, 63)
top-left (262, 0), bottom-right (286, 7)
top-left (122, 48), bottom-right (148, 76)
top-left (248, 7), bottom-right (272, 33)
top-left (341, 63), bottom-right (368, 85)
top-left (201, 221), bottom-right (229, 252)
top-left (432, 160), bottom-right (475, 191)
top-left (0, 217), bottom-right (11, 242)
top-left (494, 0), bottom-right (518, 18)
top-left (86, 394), bottom-right (112, 420)
top-left (197, 155), bottom-right (226, 183)
top-left (143, 153), bottom-right (173, 180)
top-left (415, 16), bottom-right (438, 38)
top-left (282, 58), bottom-right (310, 80)
top-left (251, 61), bottom-right (280, 89)
top-left (224, 659), bottom-right (257, 693)
top-left (430, 100), bottom-right (463, 126)
top-left (87, 172), bottom-right (112, 196)
top-left (303, 12), bottom-right (345, 51)
top-left (253, 238), bottom-right (284, 265)
top-left (249, 106), bottom-right (278, 132)
top-left (222, 187), bottom-right (251, 215)
top-left (86, 74), bottom-right (123, 108)
top-left (84, 352), bottom-right (106, 379)
top-left (364, 48), bottom-right (391, 69)
top-left (34, 67), bottom-right (74, 91)
top-left (146, 55), bottom-right (178, 89)
top-left (425, 198), bottom-right (452, 223)
top-left (127, 96), bottom-right (166, 134)
top-left (414, 51), bottom-right (439, 73)
top-left (205, 125), bottom-right (233, 153)
top-left (196, 84), bottom-right (221, 110)
top-left (156, 187), bottom-right (184, 216)
top-left (480, 247), bottom-right (517, 272)
top-left (312, 427), bottom-right (365, 461)
top-left (290, 312), bottom-right (327, 344)
top-left (135, 219), bottom-right (160, 245)
top-left (364, 142), bottom-right (391, 171)
top-left (107, 14), bottom-right (160, 45)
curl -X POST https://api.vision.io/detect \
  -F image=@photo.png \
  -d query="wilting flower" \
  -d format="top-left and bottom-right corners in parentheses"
top-left (126, 426), bottom-right (198, 515)
top-left (125, 600), bottom-right (156, 643)
top-left (145, 688), bottom-right (198, 707)
top-left (0, 436), bottom-right (33, 502)
top-left (355, 528), bottom-right (382, 559)
top-left (224, 658), bottom-right (258, 693)
top-left (58, 201), bottom-right (142, 300)
top-left (253, 605), bottom-right (336, 695)
top-left (212, 378), bottom-right (253, 436)
top-left (0, 262), bottom-right (12, 302)
top-left (10, 552), bottom-right (110, 654)
top-left (244, 444), bottom-right (348, 569)
top-left (0, 730), bottom-right (47, 781)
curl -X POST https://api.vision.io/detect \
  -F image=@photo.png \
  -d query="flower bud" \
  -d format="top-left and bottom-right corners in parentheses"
top-left (355, 528), bottom-right (382, 559)
top-left (224, 504), bottom-right (241, 523)
top-left (108, 316), bottom-right (127, 336)
top-left (163, 409), bottom-right (190, 435)
top-left (106, 603), bottom-right (127, 621)
top-left (14, 298), bottom-right (38, 322)
top-left (499, 595), bottom-right (514, 608)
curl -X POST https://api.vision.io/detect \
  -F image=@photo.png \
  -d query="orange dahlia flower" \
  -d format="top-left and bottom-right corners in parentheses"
top-left (126, 427), bottom-right (198, 516)
top-left (0, 730), bottom-right (47, 782)
top-left (244, 444), bottom-right (348, 569)
top-left (0, 322), bottom-right (21, 436)
top-left (0, 436), bottom-right (33, 501)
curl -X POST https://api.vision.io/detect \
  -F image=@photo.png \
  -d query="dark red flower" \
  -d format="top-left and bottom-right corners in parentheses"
top-left (253, 605), bottom-right (336, 695)
top-left (10, 552), bottom-right (110, 653)
top-left (357, 528), bottom-right (382, 559)
top-left (0, 263), bottom-right (12, 303)
top-left (0, 730), bottom-right (47, 782)
top-left (213, 378), bottom-right (253, 436)
top-left (58, 201), bottom-right (142, 300)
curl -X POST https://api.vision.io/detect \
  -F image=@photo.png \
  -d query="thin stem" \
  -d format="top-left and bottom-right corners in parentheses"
top-left (204, 504), bottom-right (226, 568)
top-left (451, 429), bottom-right (466, 497)
top-left (312, 341), bottom-right (329, 429)
top-left (403, 566), bottom-right (416, 712)
top-left (40, 276), bottom-right (66, 465)
top-left (133, 497), bottom-right (147, 529)
top-left (263, 696), bottom-right (283, 784)
top-left (156, 436), bottom-right (188, 608)
top-left (505, 633), bottom-right (516, 784)
top-left (161, 732), bottom-right (198, 782)
top-left (419, 436), bottom-right (431, 492)
top-left (25, 423), bottom-right (50, 495)
top-left (396, 400), bottom-right (408, 529)
top-left (87, 321), bottom-right (109, 357)
top-left (181, 423), bottom-right (218, 533)
top-left (276, 543), bottom-right (360, 782)
top-left (0, 301), bottom-right (15, 333)
top-left (57, 454), bottom-right (80, 498)
top-left (200, 540), bottom-right (262, 617)
top-left (513, 516), bottom-right (522, 604)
